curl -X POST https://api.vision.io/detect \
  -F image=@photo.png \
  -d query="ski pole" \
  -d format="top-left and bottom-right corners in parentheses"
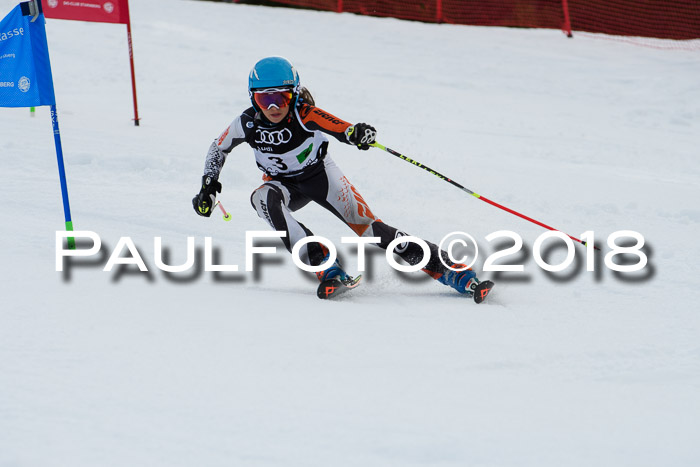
top-left (214, 201), bottom-right (232, 221)
top-left (371, 141), bottom-right (596, 249)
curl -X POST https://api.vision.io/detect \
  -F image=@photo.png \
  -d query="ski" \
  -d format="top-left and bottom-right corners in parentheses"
top-left (317, 275), bottom-right (362, 299)
top-left (473, 280), bottom-right (495, 304)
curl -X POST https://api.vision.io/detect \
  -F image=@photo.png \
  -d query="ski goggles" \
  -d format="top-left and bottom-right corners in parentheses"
top-left (252, 88), bottom-right (294, 110)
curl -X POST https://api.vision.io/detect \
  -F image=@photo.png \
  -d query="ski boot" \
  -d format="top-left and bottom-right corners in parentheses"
top-left (438, 263), bottom-right (494, 304)
top-left (316, 256), bottom-right (350, 283)
top-left (315, 254), bottom-right (362, 299)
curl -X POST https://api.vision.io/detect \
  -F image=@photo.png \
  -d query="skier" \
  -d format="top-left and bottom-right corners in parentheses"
top-left (193, 56), bottom-right (492, 301)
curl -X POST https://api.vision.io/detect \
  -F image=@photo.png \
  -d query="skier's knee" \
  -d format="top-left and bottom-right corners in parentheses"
top-left (250, 183), bottom-right (284, 223)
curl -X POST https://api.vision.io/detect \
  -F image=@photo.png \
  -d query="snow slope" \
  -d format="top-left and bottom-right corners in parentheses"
top-left (1, 0), bottom-right (699, 466)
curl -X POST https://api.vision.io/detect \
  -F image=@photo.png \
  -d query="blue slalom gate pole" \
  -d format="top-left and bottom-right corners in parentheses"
top-left (50, 105), bottom-right (75, 249)
top-left (1, 1), bottom-right (76, 248)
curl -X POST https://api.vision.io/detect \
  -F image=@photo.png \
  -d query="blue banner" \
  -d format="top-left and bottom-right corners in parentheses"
top-left (0, 2), bottom-right (55, 107)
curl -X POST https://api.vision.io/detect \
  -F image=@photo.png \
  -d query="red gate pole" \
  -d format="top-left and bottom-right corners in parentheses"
top-left (562, 0), bottom-right (573, 37)
top-left (124, 0), bottom-right (140, 125)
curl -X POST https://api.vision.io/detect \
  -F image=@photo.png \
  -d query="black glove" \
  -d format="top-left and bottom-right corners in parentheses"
top-left (192, 175), bottom-right (222, 217)
top-left (347, 123), bottom-right (377, 150)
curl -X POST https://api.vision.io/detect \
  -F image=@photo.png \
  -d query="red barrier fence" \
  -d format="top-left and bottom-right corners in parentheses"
top-left (259, 0), bottom-right (700, 41)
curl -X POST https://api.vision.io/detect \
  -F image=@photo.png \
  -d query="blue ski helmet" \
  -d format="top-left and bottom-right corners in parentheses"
top-left (248, 57), bottom-right (300, 109)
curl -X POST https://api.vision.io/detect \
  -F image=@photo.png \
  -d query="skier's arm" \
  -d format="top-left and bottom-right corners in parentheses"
top-left (203, 116), bottom-right (247, 179)
top-left (299, 104), bottom-right (351, 142)
top-left (193, 115), bottom-right (247, 217)
top-left (299, 104), bottom-right (376, 150)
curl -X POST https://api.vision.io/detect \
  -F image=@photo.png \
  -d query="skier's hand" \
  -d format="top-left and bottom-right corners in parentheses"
top-left (192, 175), bottom-right (222, 217)
top-left (346, 123), bottom-right (377, 150)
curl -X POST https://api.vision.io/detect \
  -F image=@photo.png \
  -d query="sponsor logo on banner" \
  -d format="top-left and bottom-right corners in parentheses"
top-left (63, 2), bottom-right (102, 10)
top-left (0, 4), bottom-right (56, 107)
top-left (43, 0), bottom-right (125, 24)
top-left (18, 76), bottom-right (30, 92)
top-left (0, 27), bottom-right (24, 42)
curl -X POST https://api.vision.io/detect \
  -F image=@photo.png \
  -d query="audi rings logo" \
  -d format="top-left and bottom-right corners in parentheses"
top-left (255, 128), bottom-right (292, 145)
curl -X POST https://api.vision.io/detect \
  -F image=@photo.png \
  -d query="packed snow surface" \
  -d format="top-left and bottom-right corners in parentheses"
top-left (1, 0), bottom-right (699, 465)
